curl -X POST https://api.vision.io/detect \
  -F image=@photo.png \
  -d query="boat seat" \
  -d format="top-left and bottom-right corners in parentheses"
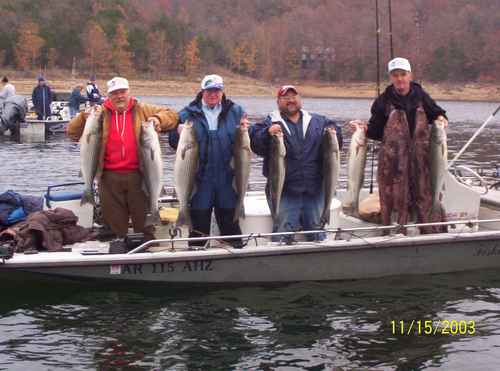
top-left (45, 192), bottom-right (83, 202)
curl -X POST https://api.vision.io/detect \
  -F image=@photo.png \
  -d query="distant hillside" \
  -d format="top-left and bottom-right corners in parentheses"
top-left (0, 0), bottom-right (498, 83)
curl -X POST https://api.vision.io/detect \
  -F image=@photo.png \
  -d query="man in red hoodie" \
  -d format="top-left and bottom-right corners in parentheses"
top-left (68, 77), bottom-right (178, 240)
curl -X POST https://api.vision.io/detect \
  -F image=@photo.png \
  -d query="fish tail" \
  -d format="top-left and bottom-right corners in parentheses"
top-left (80, 190), bottom-right (95, 206)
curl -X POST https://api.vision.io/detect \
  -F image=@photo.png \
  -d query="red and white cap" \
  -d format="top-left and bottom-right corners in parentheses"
top-left (277, 85), bottom-right (298, 97)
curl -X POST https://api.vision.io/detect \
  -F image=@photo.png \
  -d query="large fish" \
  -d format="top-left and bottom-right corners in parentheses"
top-left (430, 120), bottom-right (447, 214)
top-left (140, 121), bottom-right (163, 226)
top-left (344, 125), bottom-right (367, 214)
top-left (268, 133), bottom-right (286, 218)
top-left (174, 121), bottom-right (199, 228)
top-left (232, 125), bottom-right (252, 222)
top-left (320, 128), bottom-right (340, 226)
top-left (378, 110), bottom-right (411, 227)
top-left (412, 106), bottom-right (446, 233)
top-left (80, 106), bottom-right (102, 205)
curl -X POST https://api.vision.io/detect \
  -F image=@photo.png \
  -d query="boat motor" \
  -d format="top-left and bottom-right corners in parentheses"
top-left (0, 95), bottom-right (28, 135)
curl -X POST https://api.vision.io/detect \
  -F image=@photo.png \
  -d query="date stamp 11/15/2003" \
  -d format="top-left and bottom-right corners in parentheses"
top-left (390, 320), bottom-right (476, 336)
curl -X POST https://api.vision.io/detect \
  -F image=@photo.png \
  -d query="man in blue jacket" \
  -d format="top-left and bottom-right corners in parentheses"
top-left (250, 85), bottom-right (343, 243)
top-left (68, 84), bottom-right (88, 118)
top-left (32, 76), bottom-right (53, 120)
top-left (169, 74), bottom-right (248, 248)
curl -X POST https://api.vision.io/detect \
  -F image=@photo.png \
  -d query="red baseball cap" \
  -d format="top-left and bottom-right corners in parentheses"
top-left (277, 85), bottom-right (298, 97)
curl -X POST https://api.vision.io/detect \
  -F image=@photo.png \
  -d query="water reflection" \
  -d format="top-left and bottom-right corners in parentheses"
top-left (1, 269), bottom-right (500, 370)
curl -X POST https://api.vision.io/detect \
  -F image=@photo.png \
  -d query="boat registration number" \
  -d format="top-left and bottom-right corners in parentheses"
top-left (109, 260), bottom-right (214, 275)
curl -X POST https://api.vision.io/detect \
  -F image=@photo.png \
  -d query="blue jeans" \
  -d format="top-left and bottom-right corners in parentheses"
top-left (266, 186), bottom-right (325, 242)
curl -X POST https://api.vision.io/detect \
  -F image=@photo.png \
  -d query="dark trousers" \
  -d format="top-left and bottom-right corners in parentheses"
top-left (99, 171), bottom-right (155, 240)
top-left (189, 208), bottom-right (242, 247)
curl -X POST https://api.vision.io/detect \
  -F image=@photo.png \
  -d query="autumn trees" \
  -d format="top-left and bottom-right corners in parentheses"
top-left (0, 0), bottom-right (498, 83)
top-left (14, 21), bottom-right (44, 70)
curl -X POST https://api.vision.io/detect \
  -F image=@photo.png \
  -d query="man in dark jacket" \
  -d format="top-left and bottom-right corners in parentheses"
top-left (32, 76), bottom-right (52, 120)
top-left (250, 85), bottom-right (343, 242)
top-left (350, 57), bottom-right (448, 229)
top-left (169, 74), bottom-right (247, 248)
top-left (351, 57), bottom-right (448, 139)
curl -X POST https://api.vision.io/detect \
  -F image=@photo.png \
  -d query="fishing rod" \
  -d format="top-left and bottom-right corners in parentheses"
top-left (388, 0), bottom-right (394, 59)
top-left (448, 104), bottom-right (500, 169)
top-left (369, 0), bottom-right (381, 194)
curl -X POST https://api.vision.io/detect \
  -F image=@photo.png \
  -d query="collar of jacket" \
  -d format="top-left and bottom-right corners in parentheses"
top-left (269, 109), bottom-right (312, 137)
top-left (385, 81), bottom-right (424, 109)
top-left (187, 91), bottom-right (234, 121)
top-left (94, 101), bottom-right (148, 181)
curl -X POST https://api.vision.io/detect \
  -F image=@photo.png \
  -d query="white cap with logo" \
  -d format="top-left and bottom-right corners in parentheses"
top-left (201, 74), bottom-right (224, 90)
top-left (107, 77), bottom-right (129, 93)
top-left (388, 57), bottom-right (412, 73)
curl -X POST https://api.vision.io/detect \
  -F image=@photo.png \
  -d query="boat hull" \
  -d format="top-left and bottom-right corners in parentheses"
top-left (2, 231), bottom-right (500, 283)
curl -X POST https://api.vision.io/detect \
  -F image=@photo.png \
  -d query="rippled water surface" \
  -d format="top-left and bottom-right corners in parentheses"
top-left (1, 98), bottom-right (500, 370)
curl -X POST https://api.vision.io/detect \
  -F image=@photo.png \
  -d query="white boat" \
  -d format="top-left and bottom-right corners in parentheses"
top-left (2, 171), bottom-right (500, 284)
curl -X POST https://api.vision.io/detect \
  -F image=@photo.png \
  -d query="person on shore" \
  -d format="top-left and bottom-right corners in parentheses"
top-left (86, 75), bottom-right (102, 105)
top-left (0, 76), bottom-right (16, 104)
top-left (349, 57), bottom-right (448, 231)
top-left (67, 77), bottom-right (178, 240)
top-left (32, 76), bottom-right (53, 120)
top-left (168, 74), bottom-right (248, 248)
top-left (250, 85), bottom-right (343, 243)
top-left (68, 84), bottom-right (88, 118)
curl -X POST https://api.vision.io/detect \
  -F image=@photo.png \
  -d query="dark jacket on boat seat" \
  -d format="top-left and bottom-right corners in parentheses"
top-left (13, 208), bottom-right (96, 252)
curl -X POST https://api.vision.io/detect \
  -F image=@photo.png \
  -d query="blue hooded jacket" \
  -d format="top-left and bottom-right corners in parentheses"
top-left (250, 110), bottom-right (343, 195)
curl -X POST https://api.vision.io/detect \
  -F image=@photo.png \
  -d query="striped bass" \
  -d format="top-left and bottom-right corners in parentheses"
top-left (174, 121), bottom-right (199, 228)
top-left (232, 125), bottom-right (252, 222)
top-left (320, 128), bottom-right (340, 226)
top-left (344, 125), bottom-right (367, 214)
top-left (269, 133), bottom-right (286, 219)
top-left (80, 106), bottom-right (102, 205)
top-left (140, 121), bottom-right (163, 226)
top-left (430, 120), bottom-right (447, 214)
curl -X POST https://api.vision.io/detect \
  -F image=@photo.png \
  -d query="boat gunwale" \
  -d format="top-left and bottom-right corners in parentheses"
top-left (2, 228), bottom-right (500, 270)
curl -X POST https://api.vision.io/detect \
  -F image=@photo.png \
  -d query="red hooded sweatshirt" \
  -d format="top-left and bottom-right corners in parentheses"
top-left (103, 98), bottom-right (139, 172)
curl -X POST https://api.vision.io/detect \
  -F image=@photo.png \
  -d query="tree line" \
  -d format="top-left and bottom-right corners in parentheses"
top-left (0, 0), bottom-right (498, 82)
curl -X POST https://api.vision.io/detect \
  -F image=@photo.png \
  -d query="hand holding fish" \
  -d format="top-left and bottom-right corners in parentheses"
top-left (147, 116), bottom-right (161, 132)
top-left (240, 114), bottom-right (249, 130)
top-left (268, 123), bottom-right (282, 136)
top-left (348, 119), bottom-right (368, 133)
top-left (82, 105), bottom-right (102, 120)
top-left (434, 115), bottom-right (448, 128)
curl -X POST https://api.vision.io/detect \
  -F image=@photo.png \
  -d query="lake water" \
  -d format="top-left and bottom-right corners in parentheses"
top-left (1, 97), bottom-right (500, 370)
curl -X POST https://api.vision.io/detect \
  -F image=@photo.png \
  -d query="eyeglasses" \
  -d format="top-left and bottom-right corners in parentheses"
top-left (279, 95), bottom-right (297, 102)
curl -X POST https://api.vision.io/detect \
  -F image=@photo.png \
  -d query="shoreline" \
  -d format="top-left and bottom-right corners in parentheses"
top-left (6, 75), bottom-right (499, 102)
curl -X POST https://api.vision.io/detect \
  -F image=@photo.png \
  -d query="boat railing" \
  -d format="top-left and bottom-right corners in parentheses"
top-left (127, 217), bottom-right (500, 254)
